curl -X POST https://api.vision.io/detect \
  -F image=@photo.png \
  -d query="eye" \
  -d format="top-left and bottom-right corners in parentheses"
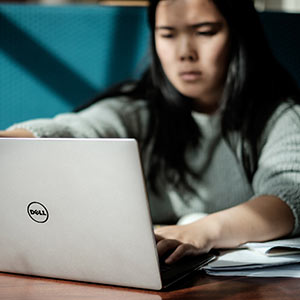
top-left (160, 34), bottom-right (174, 38)
top-left (196, 31), bottom-right (216, 36)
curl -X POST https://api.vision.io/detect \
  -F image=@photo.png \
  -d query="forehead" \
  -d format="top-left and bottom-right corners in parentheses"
top-left (156, 0), bottom-right (224, 26)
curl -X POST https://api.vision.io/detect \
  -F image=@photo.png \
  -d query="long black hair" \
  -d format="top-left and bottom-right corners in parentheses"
top-left (78, 0), bottom-right (300, 194)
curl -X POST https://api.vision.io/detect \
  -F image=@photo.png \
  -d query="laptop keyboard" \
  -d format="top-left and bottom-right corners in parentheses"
top-left (159, 252), bottom-right (217, 288)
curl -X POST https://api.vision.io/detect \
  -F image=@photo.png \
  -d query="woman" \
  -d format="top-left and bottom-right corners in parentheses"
top-left (1, 0), bottom-right (300, 264)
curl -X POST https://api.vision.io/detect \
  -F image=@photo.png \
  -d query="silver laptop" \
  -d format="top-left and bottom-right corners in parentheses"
top-left (0, 138), bottom-right (215, 290)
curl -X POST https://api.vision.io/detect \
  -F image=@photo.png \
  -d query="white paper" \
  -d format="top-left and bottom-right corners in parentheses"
top-left (205, 263), bottom-right (300, 278)
top-left (203, 237), bottom-right (300, 278)
top-left (245, 237), bottom-right (300, 256)
top-left (204, 248), bottom-right (300, 271)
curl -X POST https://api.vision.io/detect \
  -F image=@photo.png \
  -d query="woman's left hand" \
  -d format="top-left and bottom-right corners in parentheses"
top-left (154, 219), bottom-right (218, 264)
top-left (154, 195), bottom-right (295, 264)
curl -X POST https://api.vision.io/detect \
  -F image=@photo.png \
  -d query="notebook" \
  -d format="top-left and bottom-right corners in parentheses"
top-left (0, 138), bottom-right (216, 290)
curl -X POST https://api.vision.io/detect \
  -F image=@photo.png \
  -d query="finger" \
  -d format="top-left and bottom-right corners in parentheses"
top-left (156, 239), bottom-right (181, 258)
top-left (154, 234), bottom-right (164, 242)
top-left (165, 243), bottom-right (202, 264)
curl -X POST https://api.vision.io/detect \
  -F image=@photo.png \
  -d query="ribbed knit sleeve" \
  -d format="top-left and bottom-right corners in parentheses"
top-left (252, 103), bottom-right (300, 236)
top-left (7, 97), bottom-right (150, 141)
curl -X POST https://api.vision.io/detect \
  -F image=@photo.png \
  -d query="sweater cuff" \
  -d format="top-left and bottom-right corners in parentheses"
top-left (253, 188), bottom-right (300, 237)
top-left (7, 124), bottom-right (42, 138)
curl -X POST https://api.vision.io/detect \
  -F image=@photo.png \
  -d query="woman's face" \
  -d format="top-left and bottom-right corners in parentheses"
top-left (155, 0), bottom-right (230, 113)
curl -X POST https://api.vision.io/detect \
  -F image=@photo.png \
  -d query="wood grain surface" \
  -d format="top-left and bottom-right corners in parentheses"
top-left (1, 271), bottom-right (299, 300)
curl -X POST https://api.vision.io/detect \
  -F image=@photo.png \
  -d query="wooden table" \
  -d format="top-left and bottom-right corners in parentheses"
top-left (1, 271), bottom-right (299, 300)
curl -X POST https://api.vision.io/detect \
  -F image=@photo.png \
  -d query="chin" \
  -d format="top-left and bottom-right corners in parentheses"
top-left (177, 89), bottom-right (203, 100)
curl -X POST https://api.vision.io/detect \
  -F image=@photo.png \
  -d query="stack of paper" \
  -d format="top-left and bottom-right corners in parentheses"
top-left (246, 237), bottom-right (300, 256)
top-left (204, 237), bottom-right (300, 278)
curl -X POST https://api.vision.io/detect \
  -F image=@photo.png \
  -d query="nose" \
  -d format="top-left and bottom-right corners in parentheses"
top-left (180, 52), bottom-right (197, 62)
top-left (179, 37), bottom-right (198, 62)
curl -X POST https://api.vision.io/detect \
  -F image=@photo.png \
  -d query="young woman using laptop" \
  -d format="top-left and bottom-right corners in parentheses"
top-left (1, 0), bottom-right (300, 264)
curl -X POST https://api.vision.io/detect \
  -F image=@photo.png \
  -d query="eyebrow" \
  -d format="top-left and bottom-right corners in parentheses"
top-left (155, 22), bottom-right (222, 30)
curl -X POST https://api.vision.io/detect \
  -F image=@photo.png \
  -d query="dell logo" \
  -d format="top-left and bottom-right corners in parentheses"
top-left (27, 202), bottom-right (49, 223)
top-left (30, 209), bottom-right (47, 216)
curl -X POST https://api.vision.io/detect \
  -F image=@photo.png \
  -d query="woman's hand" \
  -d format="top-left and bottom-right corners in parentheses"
top-left (154, 195), bottom-right (294, 264)
top-left (0, 129), bottom-right (35, 138)
top-left (154, 218), bottom-right (219, 264)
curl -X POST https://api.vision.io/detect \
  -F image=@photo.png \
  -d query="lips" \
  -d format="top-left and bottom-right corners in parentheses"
top-left (179, 71), bottom-right (201, 81)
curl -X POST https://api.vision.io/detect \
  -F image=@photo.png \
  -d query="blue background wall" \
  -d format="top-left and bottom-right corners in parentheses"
top-left (0, 5), bottom-right (150, 129)
top-left (0, 5), bottom-right (299, 129)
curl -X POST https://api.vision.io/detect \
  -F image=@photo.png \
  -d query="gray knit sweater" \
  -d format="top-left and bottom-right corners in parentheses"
top-left (8, 97), bottom-right (300, 235)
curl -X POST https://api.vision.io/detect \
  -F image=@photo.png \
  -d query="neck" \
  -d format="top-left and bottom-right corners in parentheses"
top-left (192, 88), bottom-right (224, 114)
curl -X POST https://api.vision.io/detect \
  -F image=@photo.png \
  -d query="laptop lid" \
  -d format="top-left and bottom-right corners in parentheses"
top-left (0, 138), bottom-right (162, 290)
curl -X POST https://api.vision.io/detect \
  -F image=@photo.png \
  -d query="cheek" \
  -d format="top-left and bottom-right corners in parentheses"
top-left (217, 42), bottom-right (230, 71)
top-left (155, 39), bottom-right (175, 72)
top-left (204, 39), bottom-right (230, 80)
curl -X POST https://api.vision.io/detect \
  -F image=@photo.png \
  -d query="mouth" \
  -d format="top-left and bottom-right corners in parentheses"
top-left (179, 71), bottom-right (202, 82)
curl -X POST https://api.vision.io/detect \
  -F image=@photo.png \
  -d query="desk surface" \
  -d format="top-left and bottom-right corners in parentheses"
top-left (1, 271), bottom-right (299, 300)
